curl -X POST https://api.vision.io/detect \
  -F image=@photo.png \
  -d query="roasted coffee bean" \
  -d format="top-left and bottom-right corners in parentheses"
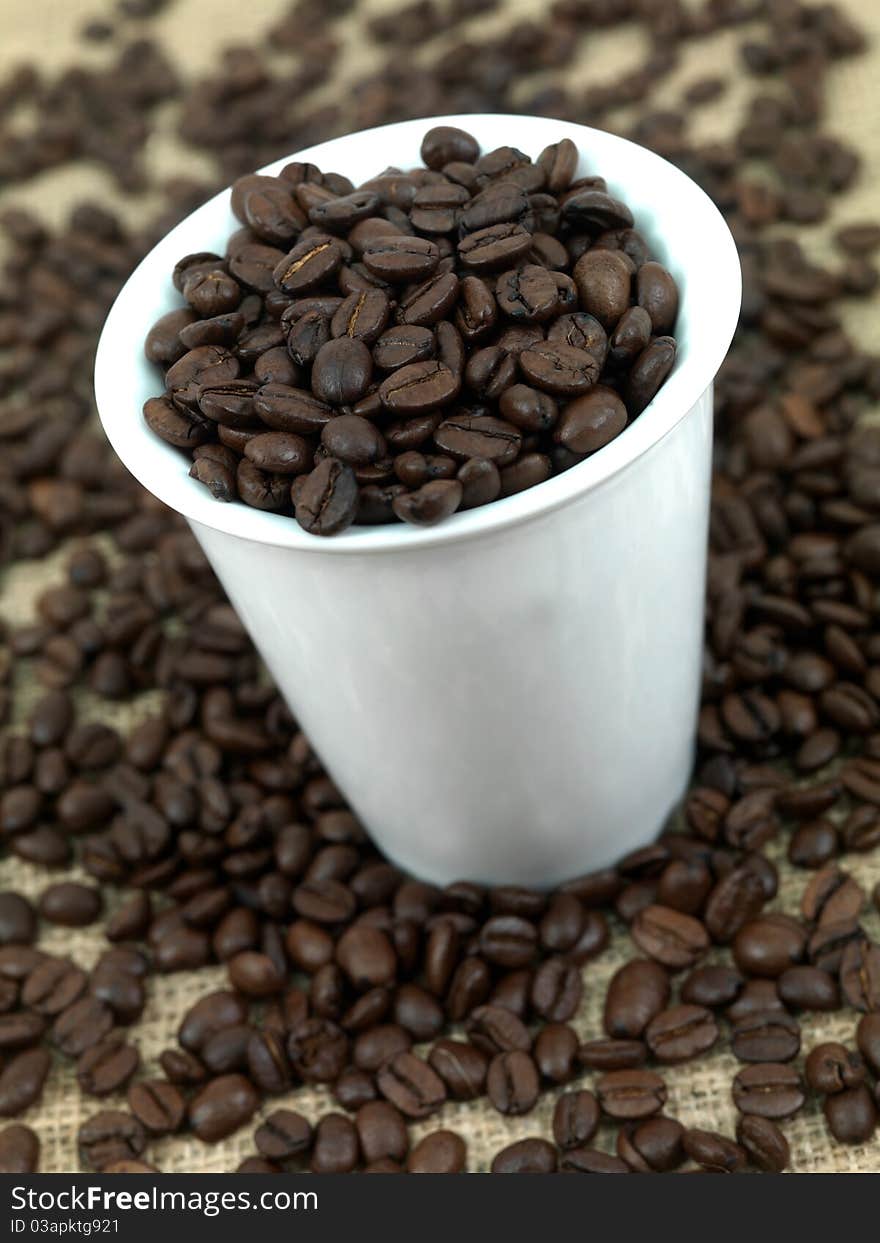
top-left (552, 1090), bottom-right (599, 1149)
top-left (295, 459), bottom-right (359, 536)
top-left (733, 913), bottom-right (807, 978)
top-left (778, 965), bottom-right (840, 1011)
top-left (596, 1069), bottom-right (666, 1120)
top-left (0, 1124), bottom-right (40, 1174)
top-left (188, 1074), bottom-right (258, 1142)
top-left (856, 1014), bottom-right (880, 1076)
top-left (573, 249), bottom-right (632, 329)
top-left (519, 341), bottom-right (600, 396)
top-left (736, 1115), bottom-right (790, 1172)
top-left (77, 1035), bottom-right (140, 1097)
top-left (604, 959), bottom-right (670, 1038)
top-left (631, 906), bottom-right (708, 970)
top-left (465, 1004), bottom-right (530, 1056)
top-left (559, 1147), bottom-right (630, 1174)
top-left (0, 1048), bottom-right (51, 1116)
top-left (52, 997), bottom-right (114, 1057)
top-left (78, 1111), bottom-right (146, 1171)
top-left (682, 1129), bottom-right (747, 1174)
top-left (645, 1005), bottom-right (717, 1064)
top-left (533, 1023), bottom-right (579, 1083)
top-left (681, 965), bottom-right (743, 1009)
top-left (407, 1129), bottom-right (466, 1174)
top-left (824, 1085), bottom-right (877, 1144)
top-left (731, 1010), bottom-right (801, 1063)
top-left (840, 940), bottom-right (880, 1011)
top-left (254, 1109), bottom-right (312, 1160)
top-left (732, 1062), bottom-right (805, 1119)
top-left (486, 1050), bottom-right (539, 1116)
top-left (805, 1042), bottom-right (865, 1094)
top-left (490, 1136), bottom-right (558, 1174)
top-left (376, 1051), bottom-right (446, 1119)
top-left (38, 882), bottom-right (101, 927)
top-left (355, 1100), bottom-right (408, 1165)
top-left (310, 1112), bottom-right (359, 1175)
top-left (577, 1039), bottom-right (647, 1071)
top-left (617, 1117), bottom-right (684, 1173)
top-left (427, 1039), bottom-right (487, 1101)
top-left (555, 387), bottom-right (627, 454)
top-left (127, 1080), bottom-right (185, 1135)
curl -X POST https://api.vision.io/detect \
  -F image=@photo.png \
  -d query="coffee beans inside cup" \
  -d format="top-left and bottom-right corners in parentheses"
top-left (143, 127), bottom-right (679, 535)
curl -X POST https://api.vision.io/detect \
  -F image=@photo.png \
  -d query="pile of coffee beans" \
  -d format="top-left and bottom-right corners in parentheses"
top-left (1, 0), bottom-right (880, 1173)
top-left (143, 126), bottom-right (679, 534)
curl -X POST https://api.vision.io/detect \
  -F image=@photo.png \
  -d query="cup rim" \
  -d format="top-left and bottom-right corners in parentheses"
top-left (95, 113), bottom-right (741, 556)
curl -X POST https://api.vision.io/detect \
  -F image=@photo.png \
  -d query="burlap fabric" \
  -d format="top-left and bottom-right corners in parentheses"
top-left (2, 0), bottom-right (880, 1174)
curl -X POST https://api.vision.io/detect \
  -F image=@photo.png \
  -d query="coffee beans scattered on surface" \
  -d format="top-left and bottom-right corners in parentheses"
top-left (2, 0), bottom-right (880, 1174)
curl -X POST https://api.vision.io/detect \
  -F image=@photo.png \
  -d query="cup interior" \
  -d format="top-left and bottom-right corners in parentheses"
top-left (95, 113), bottom-right (741, 554)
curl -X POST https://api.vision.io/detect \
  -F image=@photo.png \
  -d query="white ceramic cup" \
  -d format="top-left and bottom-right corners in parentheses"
top-left (95, 114), bottom-right (741, 888)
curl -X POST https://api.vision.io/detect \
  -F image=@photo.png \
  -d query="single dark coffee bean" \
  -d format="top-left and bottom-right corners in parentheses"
top-left (52, 997), bottom-right (114, 1057)
top-left (465, 1004), bottom-right (530, 1056)
top-left (682, 1129), bottom-right (747, 1173)
top-left (857, 1013), bottom-right (880, 1075)
top-left (559, 1147), bottom-right (631, 1174)
top-left (552, 1090), bottom-right (600, 1149)
top-left (0, 1012), bottom-right (45, 1051)
top-left (379, 360), bottom-right (459, 414)
top-left (731, 1010), bottom-right (801, 1063)
top-left (617, 1117), bottom-right (684, 1173)
top-left (577, 1038), bottom-right (647, 1070)
top-left (309, 1113), bottom-right (359, 1175)
top-left (0, 1124), bottom-right (39, 1174)
top-left (376, 1051), bottom-right (446, 1119)
top-left (427, 1039), bottom-right (487, 1100)
top-left (486, 1050), bottom-right (539, 1116)
top-left (631, 906), bottom-right (708, 970)
top-left (604, 959), bottom-right (670, 1038)
top-left (736, 1115), bottom-right (790, 1172)
top-left (596, 1069), bottom-right (667, 1120)
top-left (287, 1018), bottom-right (348, 1083)
top-left (392, 480), bottom-right (463, 526)
top-left (407, 1129), bottom-right (466, 1174)
top-left (625, 337), bottom-right (676, 415)
top-left (295, 458), bottom-right (359, 536)
top-left (491, 1137), bottom-right (557, 1174)
top-left (254, 1109), bottom-right (312, 1160)
top-left (777, 965), bottom-right (840, 1011)
top-left (636, 262), bottom-right (679, 334)
top-left (21, 958), bottom-right (87, 1016)
top-left (824, 1085), bottom-right (877, 1144)
top-left (363, 236), bottom-right (439, 283)
top-left (458, 223), bottom-right (532, 272)
top-left (733, 913), bottom-right (807, 978)
top-left (421, 126), bottom-right (480, 170)
top-left (78, 1111), bottom-right (146, 1171)
top-left (519, 341), bottom-right (600, 396)
top-left (127, 1080), bottom-right (185, 1135)
top-left (188, 1074), bottom-right (258, 1142)
top-left (732, 1062), bottom-right (805, 1119)
top-left (573, 249), bottom-right (632, 329)
top-left (533, 1023), bottom-right (578, 1083)
top-left (273, 236), bottom-right (342, 295)
top-left (681, 964), bottom-right (743, 1009)
top-left (645, 1004), bottom-right (718, 1063)
top-left (77, 1035), bottom-right (140, 1097)
top-left (0, 893), bottom-right (37, 946)
top-left (555, 386), bottom-right (627, 453)
top-left (311, 338), bottom-right (374, 406)
top-left (840, 940), bottom-right (880, 1011)
top-left (352, 1101), bottom-right (407, 1166)
top-left (38, 881), bottom-right (101, 927)
top-left (0, 1048), bottom-right (51, 1116)
top-left (805, 1042), bottom-right (866, 1094)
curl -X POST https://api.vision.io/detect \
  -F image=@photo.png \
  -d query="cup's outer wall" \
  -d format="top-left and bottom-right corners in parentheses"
top-left (189, 383), bottom-right (713, 887)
